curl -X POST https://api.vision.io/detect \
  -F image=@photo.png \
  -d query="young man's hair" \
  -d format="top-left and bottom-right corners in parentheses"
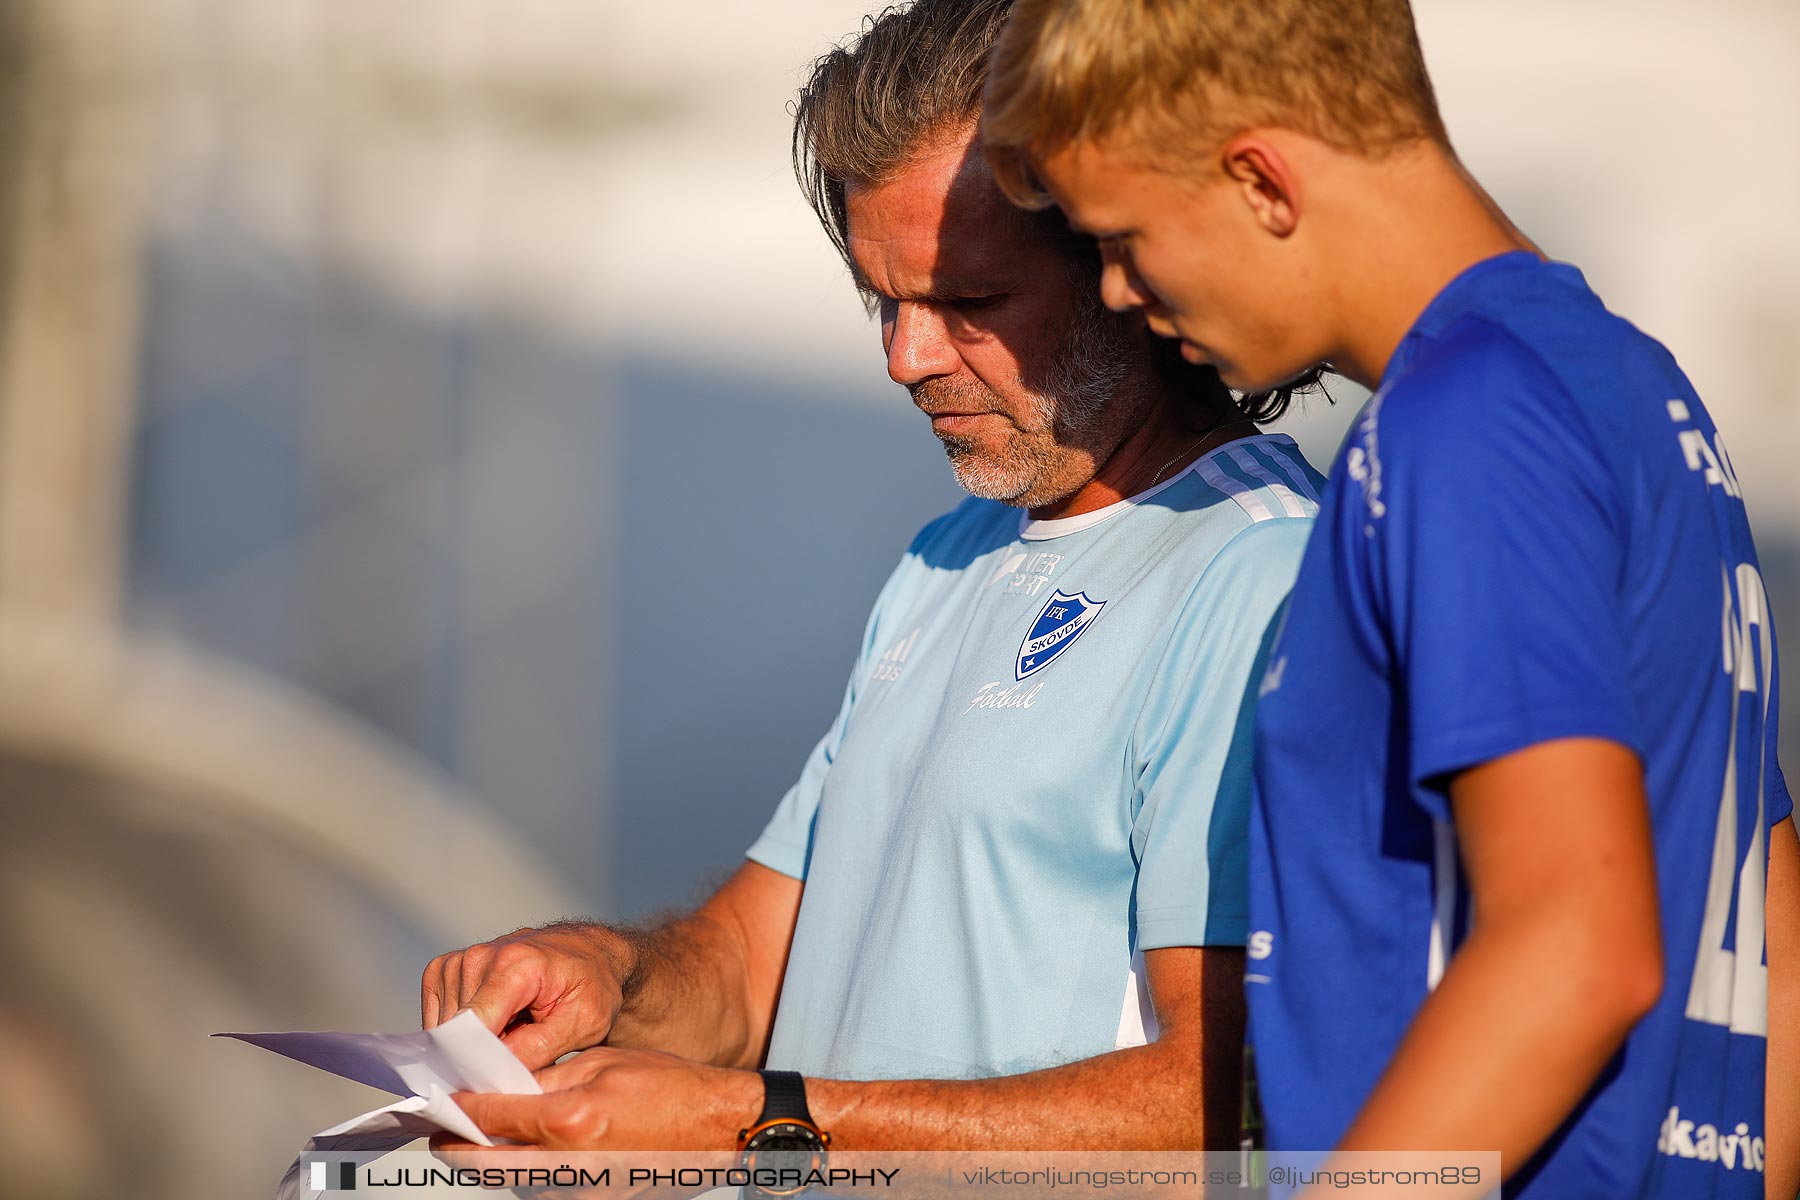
top-left (793, 0), bottom-right (1320, 422)
top-left (982, 0), bottom-right (1449, 205)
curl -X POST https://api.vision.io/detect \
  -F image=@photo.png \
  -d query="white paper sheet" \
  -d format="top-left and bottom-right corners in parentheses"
top-left (217, 1010), bottom-right (541, 1199)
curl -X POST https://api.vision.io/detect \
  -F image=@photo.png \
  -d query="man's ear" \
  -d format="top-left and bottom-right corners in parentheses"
top-left (1220, 135), bottom-right (1299, 238)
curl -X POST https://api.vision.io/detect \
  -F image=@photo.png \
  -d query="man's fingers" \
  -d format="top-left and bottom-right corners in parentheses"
top-left (531, 1051), bottom-right (610, 1093)
top-left (530, 1058), bottom-right (584, 1093)
top-left (425, 931), bottom-right (618, 1064)
top-left (442, 954), bottom-right (464, 1019)
top-left (501, 1016), bottom-right (582, 1073)
top-left (439, 955), bottom-right (462, 1027)
top-left (422, 951), bottom-right (462, 1029)
top-left (465, 970), bottom-right (546, 1037)
top-left (422, 955), bottom-right (444, 1028)
top-left (453, 1091), bottom-right (551, 1146)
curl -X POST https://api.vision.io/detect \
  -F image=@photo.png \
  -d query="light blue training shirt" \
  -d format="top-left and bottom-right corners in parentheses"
top-left (748, 433), bottom-right (1322, 1081)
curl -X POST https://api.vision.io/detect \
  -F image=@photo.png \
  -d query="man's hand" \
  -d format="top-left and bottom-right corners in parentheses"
top-left (447, 1047), bottom-right (760, 1150)
top-left (422, 861), bottom-right (805, 1071)
top-left (423, 922), bottom-right (635, 1070)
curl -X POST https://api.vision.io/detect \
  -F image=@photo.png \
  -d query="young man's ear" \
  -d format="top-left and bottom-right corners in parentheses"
top-left (1220, 136), bottom-right (1300, 237)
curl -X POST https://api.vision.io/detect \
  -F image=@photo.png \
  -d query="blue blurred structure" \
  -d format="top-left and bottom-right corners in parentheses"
top-left (128, 215), bottom-right (963, 916)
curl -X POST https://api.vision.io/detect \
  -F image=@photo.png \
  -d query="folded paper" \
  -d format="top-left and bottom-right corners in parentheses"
top-left (217, 1010), bottom-right (540, 1198)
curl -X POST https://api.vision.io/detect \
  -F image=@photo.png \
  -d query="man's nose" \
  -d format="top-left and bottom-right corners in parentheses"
top-left (884, 302), bottom-right (960, 387)
top-left (1099, 247), bottom-right (1154, 314)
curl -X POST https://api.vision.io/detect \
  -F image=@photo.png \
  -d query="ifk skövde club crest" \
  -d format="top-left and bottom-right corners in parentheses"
top-left (1016, 589), bottom-right (1107, 680)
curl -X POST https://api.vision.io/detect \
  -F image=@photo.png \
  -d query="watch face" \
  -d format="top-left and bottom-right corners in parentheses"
top-left (750, 1126), bottom-right (819, 1153)
top-left (741, 1120), bottom-right (828, 1193)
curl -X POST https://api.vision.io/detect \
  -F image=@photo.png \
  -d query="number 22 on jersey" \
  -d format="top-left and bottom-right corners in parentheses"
top-left (1687, 562), bottom-right (1773, 1036)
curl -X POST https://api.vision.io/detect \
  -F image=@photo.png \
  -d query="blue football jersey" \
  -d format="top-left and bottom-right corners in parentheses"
top-left (1249, 252), bottom-right (1790, 1198)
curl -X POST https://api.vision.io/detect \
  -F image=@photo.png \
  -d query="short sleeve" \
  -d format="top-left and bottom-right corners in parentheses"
top-left (1771, 762), bottom-right (1793, 827)
top-left (744, 534), bottom-right (927, 880)
top-left (1132, 517), bottom-right (1313, 950)
top-left (1373, 322), bottom-right (1639, 812)
top-left (745, 676), bottom-right (856, 880)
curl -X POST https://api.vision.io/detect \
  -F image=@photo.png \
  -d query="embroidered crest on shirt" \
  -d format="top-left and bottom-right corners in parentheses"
top-left (1016, 589), bottom-right (1106, 680)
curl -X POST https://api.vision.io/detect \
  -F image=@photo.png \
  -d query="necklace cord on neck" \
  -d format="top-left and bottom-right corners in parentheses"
top-left (1148, 418), bottom-right (1257, 487)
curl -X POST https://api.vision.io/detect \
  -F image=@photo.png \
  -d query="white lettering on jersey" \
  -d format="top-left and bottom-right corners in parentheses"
top-left (871, 627), bottom-right (921, 683)
top-left (986, 552), bottom-right (1027, 588)
top-left (1666, 398), bottom-right (1743, 499)
top-left (999, 551), bottom-right (1063, 597)
top-left (1686, 563), bottom-right (1771, 1036)
top-left (962, 679), bottom-right (1044, 715)
top-left (1347, 388), bottom-right (1388, 534)
top-left (1245, 930), bottom-right (1274, 985)
top-left (1657, 1106), bottom-right (1765, 1174)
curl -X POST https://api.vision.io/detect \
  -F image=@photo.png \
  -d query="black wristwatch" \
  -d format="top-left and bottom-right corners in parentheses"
top-left (737, 1069), bottom-right (831, 1196)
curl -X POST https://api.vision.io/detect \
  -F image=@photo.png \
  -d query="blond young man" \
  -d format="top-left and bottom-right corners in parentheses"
top-left (982, 3), bottom-right (1798, 1198)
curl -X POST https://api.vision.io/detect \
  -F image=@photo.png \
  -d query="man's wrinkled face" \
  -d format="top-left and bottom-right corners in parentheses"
top-left (845, 127), bottom-right (1145, 508)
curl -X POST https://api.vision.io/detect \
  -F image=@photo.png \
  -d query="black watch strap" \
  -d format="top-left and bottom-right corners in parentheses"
top-left (756, 1069), bottom-right (817, 1126)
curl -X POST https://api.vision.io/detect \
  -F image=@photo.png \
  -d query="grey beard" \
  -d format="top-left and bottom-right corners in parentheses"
top-left (1039, 296), bottom-right (1133, 446)
top-left (942, 433), bottom-right (1051, 503)
top-left (942, 297), bottom-right (1136, 504)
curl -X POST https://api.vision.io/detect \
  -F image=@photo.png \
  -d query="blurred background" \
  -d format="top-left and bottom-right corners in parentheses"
top-left (1, 0), bottom-right (1795, 1196)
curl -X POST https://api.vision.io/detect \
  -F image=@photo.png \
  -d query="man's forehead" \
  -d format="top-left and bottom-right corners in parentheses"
top-left (846, 132), bottom-right (1036, 293)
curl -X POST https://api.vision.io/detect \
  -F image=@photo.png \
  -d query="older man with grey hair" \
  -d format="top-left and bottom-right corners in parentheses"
top-left (418, 0), bottom-right (1323, 1156)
